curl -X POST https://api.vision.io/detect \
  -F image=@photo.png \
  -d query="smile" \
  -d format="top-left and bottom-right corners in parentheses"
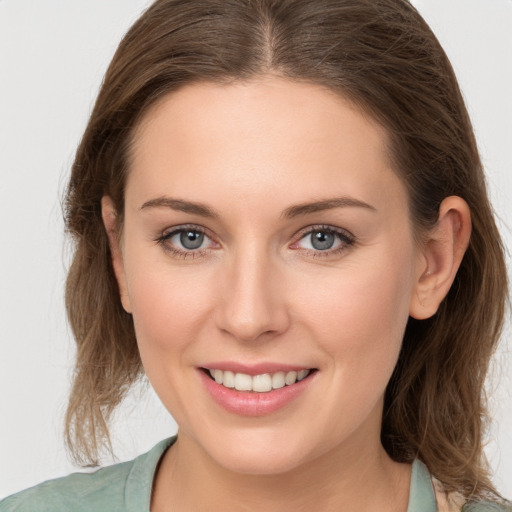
top-left (200, 366), bottom-right (317, 416)
top-left (207, 368), bottom-right (311, 393)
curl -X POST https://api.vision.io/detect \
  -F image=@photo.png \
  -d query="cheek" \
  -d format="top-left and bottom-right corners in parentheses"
top-left (291, 246), bottom-right (416, 435)
top-left (296, 245), bottom-right (415, 369)
top-left (123, 251), bottom-right (213, 359)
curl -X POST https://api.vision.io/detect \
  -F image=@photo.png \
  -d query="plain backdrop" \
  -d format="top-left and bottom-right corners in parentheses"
top-left (0, 0), bottom-right (511, 500)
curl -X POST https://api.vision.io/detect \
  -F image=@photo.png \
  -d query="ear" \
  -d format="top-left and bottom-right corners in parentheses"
top-left (101, 196), bottom-right (132, 313)
top-left (409, 196), bottom-right (471, 320)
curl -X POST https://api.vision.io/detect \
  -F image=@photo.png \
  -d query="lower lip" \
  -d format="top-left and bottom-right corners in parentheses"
top-left (199, 370), bottom-right (315, 416)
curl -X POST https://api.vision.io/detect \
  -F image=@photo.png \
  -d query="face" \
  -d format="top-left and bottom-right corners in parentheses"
top-left (106, 77), bottom-right (426, 475)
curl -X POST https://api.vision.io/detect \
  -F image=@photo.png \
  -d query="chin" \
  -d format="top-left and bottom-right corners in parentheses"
top-left (195, 427), bottom-right (320, 476)
top-left (218, 447), bottom-right (309, 476)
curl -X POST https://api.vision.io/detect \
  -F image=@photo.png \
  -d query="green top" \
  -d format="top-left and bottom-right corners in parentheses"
top-left (0, 437), bottom-right (508, 511)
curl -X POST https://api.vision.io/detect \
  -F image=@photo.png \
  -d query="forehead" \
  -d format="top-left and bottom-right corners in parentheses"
top-left (126, 77), bottom-right (406, 215)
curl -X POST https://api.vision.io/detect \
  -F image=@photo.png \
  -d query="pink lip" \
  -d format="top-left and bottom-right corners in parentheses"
top-left (198, 367), bottom-right (316, 417)
top-left (202, 361), bottom-right (311, 376)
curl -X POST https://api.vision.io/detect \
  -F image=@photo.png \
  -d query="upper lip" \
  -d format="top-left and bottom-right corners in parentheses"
top-left (201, 362), bottom-right (314, 376)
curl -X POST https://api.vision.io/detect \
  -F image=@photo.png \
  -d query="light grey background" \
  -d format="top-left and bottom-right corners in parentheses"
top-left (0, 0), bottom-right (510, 500)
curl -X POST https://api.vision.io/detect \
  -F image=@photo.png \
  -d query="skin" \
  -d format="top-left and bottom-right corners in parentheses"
top-left (102, 77), bottom-right (471, 511)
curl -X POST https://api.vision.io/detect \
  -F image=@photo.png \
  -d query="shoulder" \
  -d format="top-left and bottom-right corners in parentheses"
top-left (462, 502), bottom-right (512, 512)
top-left (0, 437), bottom-right (175, 512)
top-left (431, 468), bottom-right (511, 512)
top-left (0, 462), bottom-right (132, 512)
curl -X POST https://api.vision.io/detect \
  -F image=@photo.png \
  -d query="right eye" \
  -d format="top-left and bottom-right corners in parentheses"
top-left (290, 224), bottom-right (356, 258)
top-left (155, 225), bottom-right (217, 258)
top-left (170, 229), bottom-right (207, 250)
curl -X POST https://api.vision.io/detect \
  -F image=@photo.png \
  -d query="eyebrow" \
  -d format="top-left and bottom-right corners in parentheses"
top-left (282, 197), bottom-right (376, 218)
top-left (139, 195), bottom-right (376, 219)
top-left (140, 197), bottom-right (219, 218)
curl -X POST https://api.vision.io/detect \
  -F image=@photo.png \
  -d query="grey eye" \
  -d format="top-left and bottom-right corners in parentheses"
top-left (179, 230), bottom-right (205, 250)
top-left (296, 228), bottom-right (349, 252)
top-left (310, 230), bottom-right (335, 250)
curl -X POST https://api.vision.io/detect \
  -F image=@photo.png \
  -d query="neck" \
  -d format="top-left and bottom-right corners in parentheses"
top-left (151, 430), bottom-right (411, 512)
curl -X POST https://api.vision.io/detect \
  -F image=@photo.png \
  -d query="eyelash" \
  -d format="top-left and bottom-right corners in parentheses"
top-left (154, 224), bottom-right (215, 260)
top-left (154, 224), bottom-right (356, 260)
top-left (292, 224), bottom-right (356, 258)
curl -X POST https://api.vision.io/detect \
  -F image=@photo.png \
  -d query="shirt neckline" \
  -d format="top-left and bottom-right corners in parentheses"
top-left (408, 459), bottom-right (438, 511)
top-left (125, 436), bottom-right (177, 512)
top-left (125, 437), bottom-right (437, 512)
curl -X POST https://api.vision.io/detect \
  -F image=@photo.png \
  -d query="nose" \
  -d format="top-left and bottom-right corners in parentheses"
top-left (215, 248), bottom-right (290, 343)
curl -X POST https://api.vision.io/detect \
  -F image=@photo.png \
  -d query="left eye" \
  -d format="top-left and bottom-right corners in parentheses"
top-left (297, 229), bottom-right (348, 251)
top-left (168, 229), bottom-right (209, 250)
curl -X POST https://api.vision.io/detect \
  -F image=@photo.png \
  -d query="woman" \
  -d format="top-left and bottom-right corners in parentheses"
top-left (1, 0), bottom-right (509, 510)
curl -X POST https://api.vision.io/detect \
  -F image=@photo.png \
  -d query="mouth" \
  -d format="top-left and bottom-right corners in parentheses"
top-left (199, 365), bottom-right (318, 416)
top-left (202, 368), bottom-right (315, 393)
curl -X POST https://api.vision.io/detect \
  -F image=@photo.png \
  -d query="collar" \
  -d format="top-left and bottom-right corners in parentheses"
top-left (125, 438), bottom-right (439, 512)
top-left (408, 459), bottom-right (438, 512)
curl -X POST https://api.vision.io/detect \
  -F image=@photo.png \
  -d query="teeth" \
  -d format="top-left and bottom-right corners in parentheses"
top-left (223, 370), bottom-right (235, 388)
top-left (214, 369), bottom-right (223, 384)
top-left (208, 368), bottom-right (311, 393)
top-left (252, 373), bottom-right (272, 392)
top-left (297, 369), bottom-right (309, 381)
top-left (284, 371), bottom-right (297, 385)
top-left (234, 373), bottom-right (252, 391)
top-left (272, 371), bottom-right (285, 389)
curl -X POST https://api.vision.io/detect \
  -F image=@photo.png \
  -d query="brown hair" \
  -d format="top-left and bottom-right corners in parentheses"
top-left (64, 0), bottom-right (508, 501)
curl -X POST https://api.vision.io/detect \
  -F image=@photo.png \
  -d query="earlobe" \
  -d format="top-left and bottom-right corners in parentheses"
top-left (101, 196), bottom-right (132, 313)
top-left (409, 196), bottom-right (471, 320)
